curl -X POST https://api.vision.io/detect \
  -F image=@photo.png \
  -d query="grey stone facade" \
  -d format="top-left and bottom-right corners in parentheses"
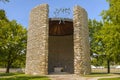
top-left (25, 4), bottom-right (49, 75)
top-left (26, 4), bottom-right (91, 75)
top-left (73, 6), bottom-right (91, 75)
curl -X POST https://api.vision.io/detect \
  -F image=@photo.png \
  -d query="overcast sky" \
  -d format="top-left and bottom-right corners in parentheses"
top-left (0, 0), bottom-right (109, 28)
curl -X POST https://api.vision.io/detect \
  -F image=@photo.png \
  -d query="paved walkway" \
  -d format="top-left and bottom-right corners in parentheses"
top-left (48, 74), bottom-right (120, 80)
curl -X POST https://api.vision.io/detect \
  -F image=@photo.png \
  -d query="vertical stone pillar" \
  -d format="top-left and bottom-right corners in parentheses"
top-left (73, 5), bottom-right (91, 75)
top-left (25, 4), bottom-right (49, 75)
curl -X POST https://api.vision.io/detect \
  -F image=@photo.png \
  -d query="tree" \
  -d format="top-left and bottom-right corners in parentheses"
top-left (88, 19), bottom-right (106, 66)
top-left (0, 0), bottom-right (9, 3)
top-left (100, 0), bottom-right (120, 73)
top-left (89, 0), bottom-right (120, 73)
top-left (0, 10), bottom-right (27, 73)
top-left (93, 23), bottom-right (120, 73)
top-left (0, 10), bottom-right (8, 21)
top-left (101, 0), bottom-right (120, 24)
top-left (88, 19), bottom-right (103, 55)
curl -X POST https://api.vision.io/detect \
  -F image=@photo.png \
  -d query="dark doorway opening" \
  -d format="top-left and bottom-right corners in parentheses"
top-left (48, 18), bottom-right (74, 74)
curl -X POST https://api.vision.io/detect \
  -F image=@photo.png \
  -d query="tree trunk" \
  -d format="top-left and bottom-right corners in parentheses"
top-left (6, 52), bottom-right (12, 73)
top-left (107, 59), bottom-right (110, 73)
top-left (6, 61), bottom-right (11, 73)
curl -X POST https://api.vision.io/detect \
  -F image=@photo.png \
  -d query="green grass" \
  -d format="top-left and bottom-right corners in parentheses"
top-left (84, 73), bottom-right (113, 77)
top-left (0, 73), bottom-right (50, 80)
top-left (85, 73), bottom-right (120, 80)
top-left (84, 73), bottom-right (120, 77)
top-left (0, 73), bottom-right (18, 76)
top-left (98, 77), bottom-right (120, 80)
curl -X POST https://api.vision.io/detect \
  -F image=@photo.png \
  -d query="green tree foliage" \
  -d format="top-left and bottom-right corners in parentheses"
top-left (0, 10), bottom-right (8, 21)
top-left (94, 23), bottom-right (120, 62)
top-left (0, 0), bottom-right (9, 3)
top-left (91, 0), bottom-right (120, 73)
top-left (88, 19), bottom-right (107, 67)
top-left (0, 10), bottom-right (27, 73)
top-left (93, 23), bottom-right (120, 73)
top-left (101, 0), bottom-right (120, 24)
top-left (89, 0), bottom-right (120, 73)
top-left (88, 19), bottom-right (103, 55)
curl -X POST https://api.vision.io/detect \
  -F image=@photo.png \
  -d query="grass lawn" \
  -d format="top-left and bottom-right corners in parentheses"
top-left (86, 73), bottom-right (120, 80)
top-left (84, 73), bottom-right (114, 77)
top-left (0, 73), bottom-right (50, 80)
top-left (98, 77), bottom-right (120, 80)
top-left (84, 73), bottom-right (120, 77)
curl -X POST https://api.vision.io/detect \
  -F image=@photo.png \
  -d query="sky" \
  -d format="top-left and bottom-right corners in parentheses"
top-left (0, 0), bottom-right (109, 28)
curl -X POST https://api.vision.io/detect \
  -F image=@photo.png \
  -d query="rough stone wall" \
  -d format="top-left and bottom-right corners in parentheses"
top-left (25, 4), bottom-right (49, 75)
top-left (73, 5), bottom-right (91, 75)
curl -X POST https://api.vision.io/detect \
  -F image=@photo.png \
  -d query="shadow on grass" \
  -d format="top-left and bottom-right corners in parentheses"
top-left (0, 73), bottom-right (50, 80)
top-left (98, 77), bottom-right (120, 80)
top-left (84, 73), bottom-right (113, 77)
top-left (0, 76), bottom-right (50, 80)
top-left (84, 73), bottom-right (120, 77)
top-left (0, 73), bottom-right (18, 76)
top-left (91, 73), bottom-right (120, 75)
top-left (112, 73), bottom-right (120, 75)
